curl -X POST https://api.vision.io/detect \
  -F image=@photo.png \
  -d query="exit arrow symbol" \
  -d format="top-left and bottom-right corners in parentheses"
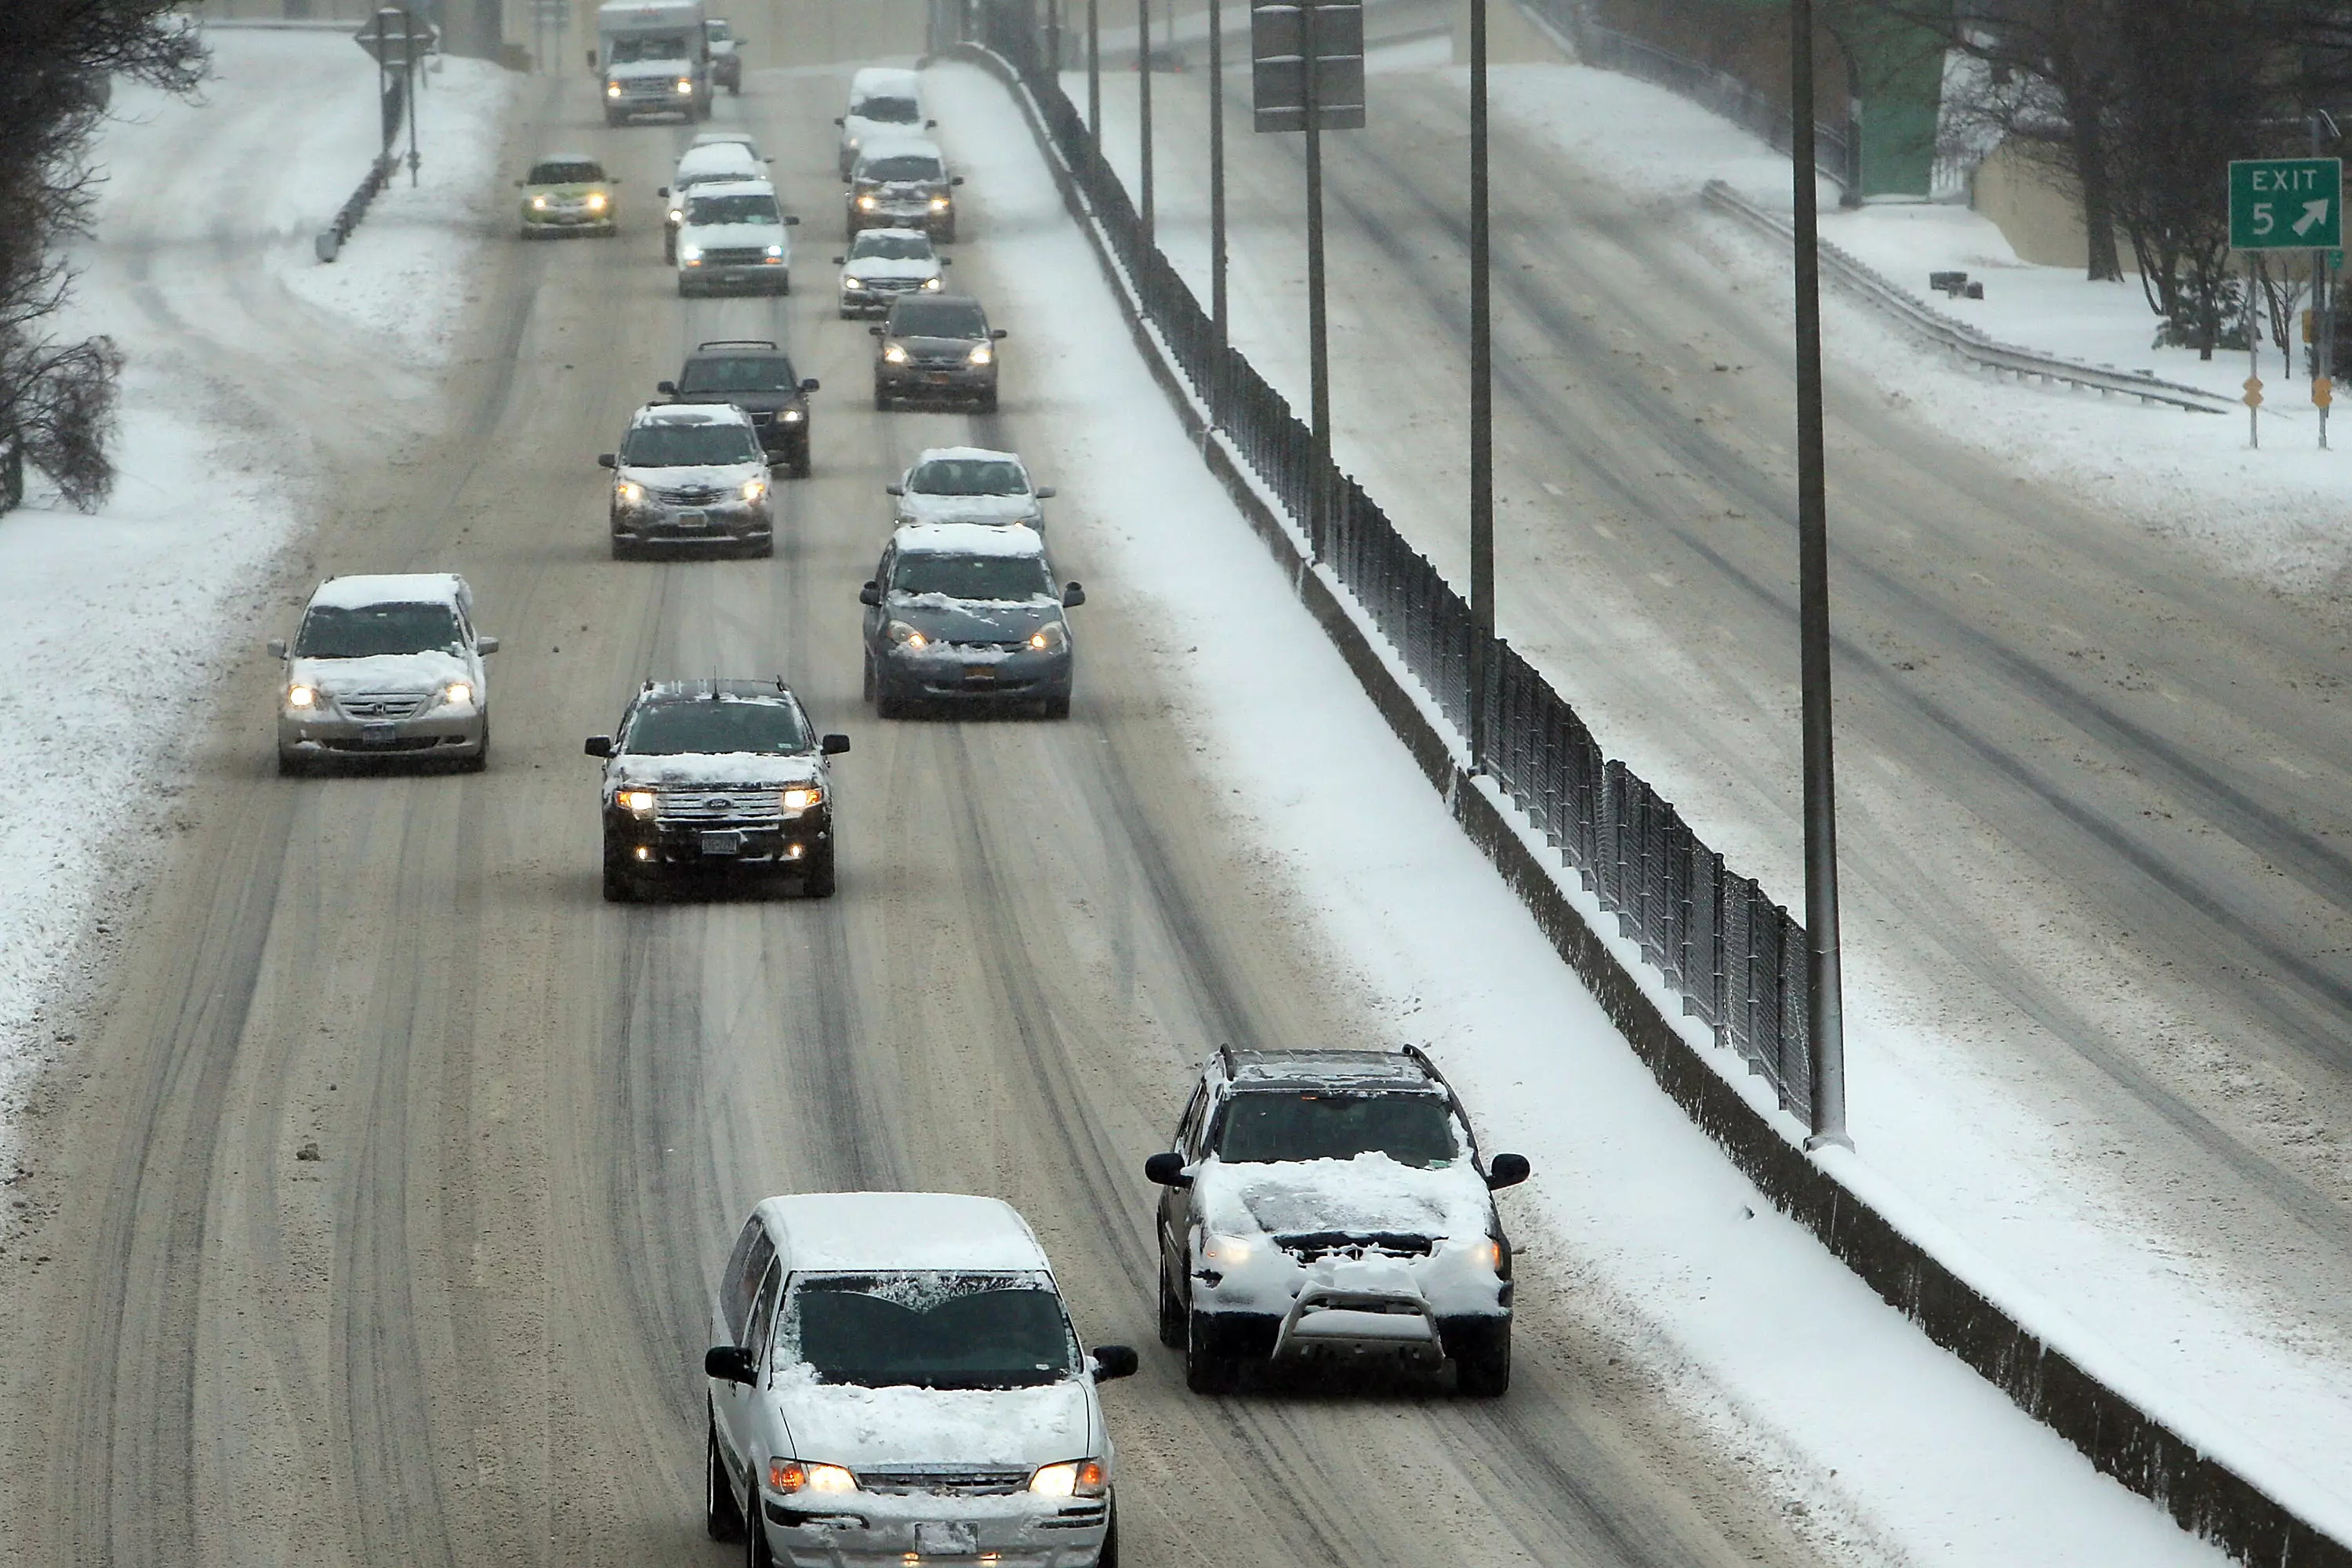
top-left (2296, 198), bottom-right (2332, 237)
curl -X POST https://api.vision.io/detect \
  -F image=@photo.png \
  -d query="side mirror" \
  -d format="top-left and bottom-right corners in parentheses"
top-left (267, 637), bottom-right (288, 659)
top-left (656, 185), bottom-right (670, 198)
top-left (951, 175), bottom-right (966, 187)
top-left (940, 256), bottom-right (953, 266)
top-left (585, 48), bottom-right (597, 69)
top-left (884, 484), bottom-right (903, 496)
top-left (1034, 486), bottom-right (1056, 499)
top-left (1089, 1345), bottom-right (1139, 1382)
top-left (1143, 1152), bottom-right (1190, 1188)
top-left (821, 733), bottom-right (851, 755)
top-left (858, 581), bottom-right (880, 606)
top-left (476, 636), bottom-right (500, 655)
top-left (989, 328), bottom-right (1007, 340)
top-left (868, 325), bottom-right (883, 337)
top-left (584, 735), bottom-right (612, 758)
top-left (610, 175), bottom-right (622, 183)
top-left (801, 377), bottom-right (820, 394)
top-left (1062, 582), bottom-right (1086, 608)
top-left (925, 118), bottom-right (938, 128)
top-left (703, 1345), bottom-right (756, 1385)
top-left (597, 453), bottom-right (617, 469)
top-left (656, 379), bottom-right (677, 396)
top-left (513, 179), bottom-right (525, 188)
top-left (1486, 1152), bottom-right (1531, 1190)
top-left (830, 255), bottom-right (845, 265)
top-left (833, 116), bottom-right (845, 126)
top-left (785, 214), bottom-right (801, 226)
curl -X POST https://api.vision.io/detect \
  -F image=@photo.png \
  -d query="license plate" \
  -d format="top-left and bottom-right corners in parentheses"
top-left (913, 1522), bottom-right (978, 1555)
top-left (676, 510), bottom-right (706, 529)
top-left (358, 722), bottom-right (398, 747)
top-left (964, 665), bottom-right (997, 684)
top-left (926, 372), bottom-right (956, 384)
top-left (699, 830), bottom-right (741, 856)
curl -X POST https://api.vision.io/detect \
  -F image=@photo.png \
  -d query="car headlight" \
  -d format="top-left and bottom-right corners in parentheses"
top-left (929, 195), bottom-right (950, 211)
top-left (967, 343), bottom-right (993, 366)
top-left (1026, 623), bottom-right (1065, 652)
top-left (765, 244), bottom-right (784, 260)
top-left (922, 275), bottom-right (942, 290)
top-left (530, 194), bottom-right (548, 210)
top-left (666, 206), bottom-right (683, 226)
top-left (841, 274), bottom-right (865, 289)
top-left (780, 785), bottom-right (823, 811)
top-left (1029, 1460), bottom-right (1107, 1499)
top-left (768, 1458), bottom-right (857, 1495)
top-left (856, 194), bottom-right (877, 211)
top-left (741, 477), bottom-right (767, 503)
top-left (615, 480), bottom-right (644, 506)
top-left (676, 77), bottom-right (694, 93)
top-left (780, 408), bottom-right (803, 423)
top-left (680, 245), bottom-right (702, 264)
top-left (1202, 1233), bottom-right (1254, 1265)
top-left (616, 789), bottom-right (657, 817)
top-left (441, 680), bottom-right (474, 706)
top-left (882, 341), bottom-right (909, 365)
top-left (585, 191), bottom-right (607, 212)
top-left (886, 620), bottom-right (929, 649)
top-left (285, 684), bottom-right (319, 710)
top-left (604, 81), bottom-right (621, 98)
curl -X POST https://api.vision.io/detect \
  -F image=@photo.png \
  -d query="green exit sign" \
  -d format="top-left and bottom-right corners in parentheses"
top-left (2231, 158), bottom-right (2344, 249)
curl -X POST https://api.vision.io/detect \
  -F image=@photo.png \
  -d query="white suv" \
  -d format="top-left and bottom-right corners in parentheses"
top-left (677, 178), bottom-right (797, 296)
top-left (704, 1192), bottom-right (1137, 1567)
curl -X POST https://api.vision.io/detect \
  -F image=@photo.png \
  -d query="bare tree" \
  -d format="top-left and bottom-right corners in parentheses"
top-left (0, 1), bottom-right (205, 512)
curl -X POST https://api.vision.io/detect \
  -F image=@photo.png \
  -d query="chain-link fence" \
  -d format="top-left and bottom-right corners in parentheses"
top-left (969, 0), bottom-right (1817, 1116)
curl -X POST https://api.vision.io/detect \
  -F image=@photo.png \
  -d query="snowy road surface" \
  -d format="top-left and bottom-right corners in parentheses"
top-left (1094, 0), bottom-right (2352, 1513)
top-left (0, 23), bottom-right (2243, 1568)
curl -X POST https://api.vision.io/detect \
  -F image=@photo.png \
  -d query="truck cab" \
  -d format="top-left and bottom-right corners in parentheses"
top-left (595, 0), bottom-right (710, 125)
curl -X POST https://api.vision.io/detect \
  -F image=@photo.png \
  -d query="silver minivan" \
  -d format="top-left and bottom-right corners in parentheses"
top-left (270, 572), bottom-right (497, 774)
top-left (704, 1192), bottom-right (1136, 1567)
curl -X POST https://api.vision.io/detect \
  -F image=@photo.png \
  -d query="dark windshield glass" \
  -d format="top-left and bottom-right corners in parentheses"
top-left (528, 161), bottom-right (604, 185)
top-left (893, 551), bottom-right (1052, 601)
top-left (621, 422), bottom-right (761, 466)
top-left (623, 699), bottom-right (811, 755)
top-left (681, 357), bottom-right (797, 394)
top-left (782, 1274), bottom-right (1073, 1390)
top-left (855, 95), bottom-right (920, 124)
top-left (909, 459), bottom-right (1026, 496)
top-left (851, 231), bottom-right (931, 260)
top-left (608, 31), bottom-right (691, 63)
top-left (706, 19), bottom-right (731, 39)
top-left (889, 299), bottom-right (985, 338)
top-left (1214, 1091), bottom-right (1461, 1167)
top-left (864, 154), bottom-right (942, 182)
top-left (296, 602), bottom-right (464, 659)
top-left (687, 192), bottom-right (778, 226)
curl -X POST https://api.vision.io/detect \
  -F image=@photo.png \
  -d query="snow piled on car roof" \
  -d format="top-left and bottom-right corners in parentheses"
top-left (762, 1192), bottom-right (1050, 1272)
top-left (915, 445), bottom-right (1021, 466)
top-left (307, 572), bottom-right (467, 610)
top-left (894, 521), bottom-right (1045, 556)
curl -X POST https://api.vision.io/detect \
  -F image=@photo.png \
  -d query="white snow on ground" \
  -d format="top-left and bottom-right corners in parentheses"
top-left (1486, 61), bottom-right (2352, 592)
top-left (927, 56), bottom-right (2238, 1568)
top-left (0, 30), bottom-right (510, 1175)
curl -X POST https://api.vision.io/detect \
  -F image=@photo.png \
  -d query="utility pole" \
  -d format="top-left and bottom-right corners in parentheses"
top-left (1210, 0), bottom-right (1229, 422)
top-left (1087, 0), bottom-right (1102, 147)
top-left (1303, 0), bottom-right (1330, 559)
top-left (1139, 0), bottom-right (1155, 244)
top-left (1789, 0), bottom-right (1849, 1152)
top-left (1467, 0), bottom-right (1492, 768)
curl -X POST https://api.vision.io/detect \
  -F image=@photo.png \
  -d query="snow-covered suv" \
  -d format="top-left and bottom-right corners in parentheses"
top-left (675, 179), bottom-right (797, 296)
top-left (702, 1192), bottom-right (1138, 1566)
top-left (1144, 1047), bottom-right (1530, 1396)
top-left (600, 401), bottom-right (774, 557)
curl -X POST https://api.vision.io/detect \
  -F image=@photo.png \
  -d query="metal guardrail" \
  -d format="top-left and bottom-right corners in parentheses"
top-left (1704, 180), bottom-right (2235, 414)
top-left (316, 153), bottom-right (397, 263)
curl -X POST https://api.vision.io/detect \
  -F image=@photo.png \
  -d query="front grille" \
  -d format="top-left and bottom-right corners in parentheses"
top-left (948, 641), bottom-right (1025, 654)
top-left (700, 247), bottom-right (771, 267)
top-left (653, 485), bottom-right (725, 505)
top-left (657, 790), bottom-right (782, 823)
top-left (855, 1467), bottom-right (1029, 1497)
top-left (339, 691), bottom-right (430, 720)
top-left (1276, 1231), bottom-right (1435, 1261)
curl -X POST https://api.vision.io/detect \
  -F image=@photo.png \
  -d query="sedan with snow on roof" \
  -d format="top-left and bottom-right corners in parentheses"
top-left (888, 446), bottom-right (1052, 531)
top-left (833, 227), bottom-right (949, 317)
top-left (516, 154), bottom-right (619, 238)
top-left (600, 403), bottom-right (773, 557)
top-left (586, 678), bottom-right (848, 901)
top-left (1145, 1046), bottom-right (1530, 1396)
top-left (859, 524), bottom-right (1084, 720)
top-left (871, 294), bottom-right (1004, 412)
top-left (270, 572), bottom-right (499, 775)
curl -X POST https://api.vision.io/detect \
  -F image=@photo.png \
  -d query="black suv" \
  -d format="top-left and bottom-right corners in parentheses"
top-left (1143, 1046), bottom-right (1530, 1396)
top-left (659, 339), bottom-right (818, 477)
top-left (870, 294), bottom-right (1005, 412)
top-left (585, 679), bottom-right (849, 902)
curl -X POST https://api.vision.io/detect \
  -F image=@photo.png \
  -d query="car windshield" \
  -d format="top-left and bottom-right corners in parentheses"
top-left (608, 31), bottom-right (690, 63)
top-left (1214, 1091), bottom-right (1462, 1167)
top-left (852, 231), bottom-right (931, 260)
top-left (706, 19), bottom-right (731, 39)
top-left (528, 160), bottom-right (603, 185)
top-left (296, 601), bottom-right (464, 659)
top-left (890, 299), bottom-right (985, 338)
top-left (687, 192), bottom-right (778, 226)
top-left (781, 1274), bottom-right (1074, 1390)
top-left (893, 550), bottom-right (1053, 602)
top-left (855, 95), bottom-right (920, 124)
top-left (681, 357), bottom-right (797, 394)
top-left (623, 699), bottom-right (810, 755)
top-left (909, 458), bottom-right (1026, 496)
top-left (621, 422), bottom-right (761, 466)
top-left (864, 154), bottom-right (942, 182)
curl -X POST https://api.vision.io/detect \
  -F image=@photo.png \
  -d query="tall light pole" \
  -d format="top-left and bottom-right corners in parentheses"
top-left (1302, 0), bottom-right (1330, 559)
top-left (1139, 0), bottom-right (1156, 243)
top-left (1210, 0), bottom-right (1230, 418)
top-left (1789, 0), bottom-right (1849, 1151)
top-left (1087, 0), bottom-right (1102, 146)
top-left (1467, 0), bottom-right (1492, 767)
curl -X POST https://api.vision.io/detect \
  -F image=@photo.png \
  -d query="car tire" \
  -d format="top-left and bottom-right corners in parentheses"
top-left (462, 742), bottom-right (488, 773)
top-left (611, 538), bottom-right (635, 561)
top-left (861, 653), bottom-right (877, 706)
top-left (1183, 1308), bottom-right (1240, 1396)
top-left (791, 451), bottom-right (811, 480)
top-left (663, 238), bottom-right (676, 263)
top-left (874, 679), bottom-right (909, 720)
top-left (743, 1475), bottom-right (775, 1567)
top-left (873, 387), bottom-right (890, 412)
top-left (706, 1409), bottom-right (746, 1541)
top-left (1156, 1265), bottom-right (1185, 1349)
top-left (1041, 691), bottom-right (1071, 721)
top-left (276, 749), bottom-right (309, 778)
top-left (1094, 1506), bottom-right (1120, 1568)
top-left (1453, 1321), bottom-right (1511, 1397)
top-left (978, 390), bottom-right (999, 415)
top-left (801, 851), bottom-right (836, 899)
top-left (602, 844), bottom-right (641, 903)
top-left (727, 80), bottom-right (741, 96)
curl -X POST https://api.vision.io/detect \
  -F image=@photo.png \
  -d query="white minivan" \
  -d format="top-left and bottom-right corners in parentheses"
top-left (704, 1192), bottom-right (1136, 1567)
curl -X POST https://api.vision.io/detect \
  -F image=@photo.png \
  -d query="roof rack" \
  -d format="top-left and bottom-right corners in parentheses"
top-left (695, 338), bottom-right (779, 351)
top-left (1216, 1043), bottom-right (1238, 1082)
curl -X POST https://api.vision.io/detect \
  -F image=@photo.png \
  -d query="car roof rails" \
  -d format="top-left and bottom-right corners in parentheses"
top-left (1399, 1044), bottom-right (1459, 1102)
top-left (695, 338), bottom-right (779, 351)
top-left (1216, 1042), bottom-right (1238, 1081)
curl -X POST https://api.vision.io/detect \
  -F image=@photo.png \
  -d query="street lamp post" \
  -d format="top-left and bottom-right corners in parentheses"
top-left (1139, 0), bottom-right (1155, 244)
top-left (1210, 0), bottom-right (1229, 419)
top-left (1303, 0), bottom-right (1330, 559)
top-left (1087, 0), bottom-right (1102, 145)
top-left (1789, 0), bottom-right (1850, 1151)
top-left (1467, 0), bottom-right (1492, 768)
